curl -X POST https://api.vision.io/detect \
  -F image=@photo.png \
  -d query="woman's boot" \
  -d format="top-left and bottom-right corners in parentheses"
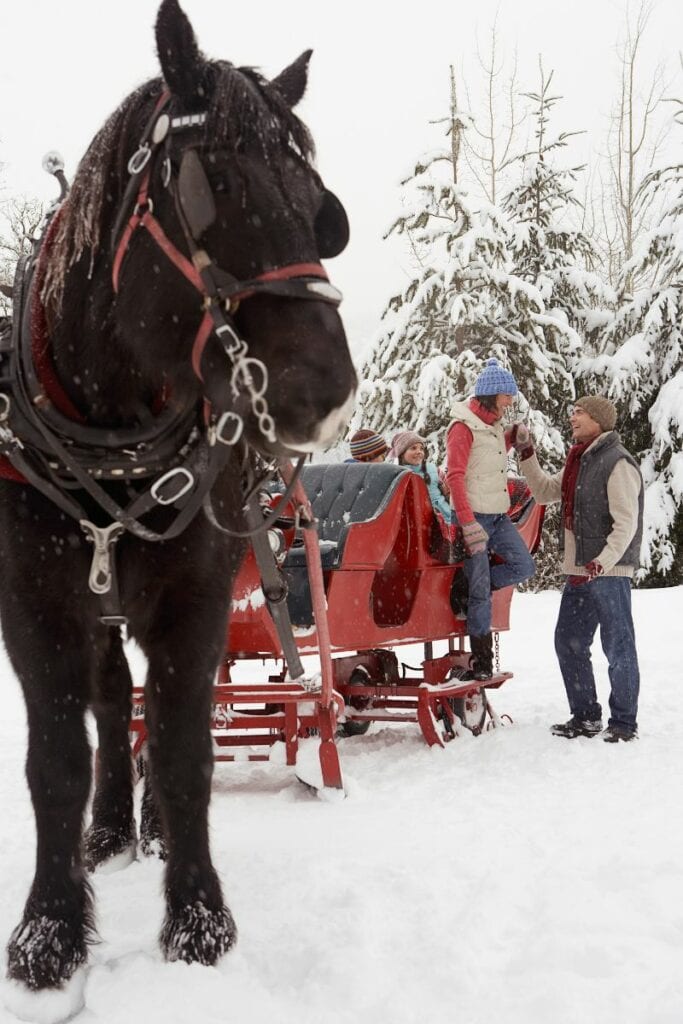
top-left (470, 633), bottom-right (493, 681)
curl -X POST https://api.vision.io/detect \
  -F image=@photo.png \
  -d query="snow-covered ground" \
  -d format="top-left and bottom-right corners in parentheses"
top-left (1, 587), bottom-right (682, 1024)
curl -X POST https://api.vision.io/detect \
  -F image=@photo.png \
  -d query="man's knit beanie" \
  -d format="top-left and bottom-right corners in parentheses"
top-left (575, 396), bottom-right (617, 432)
top-left (390, 430), bottom-right (426, 460)
top-left (474, 358), bottom-right (518, 397)
top-left (349, 429), bottom-right (389, 461)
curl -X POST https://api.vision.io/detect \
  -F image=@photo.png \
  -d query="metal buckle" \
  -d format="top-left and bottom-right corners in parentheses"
top-left (127, 144), bottom-right (151, 175)
top-left (80, 520), bottom-right (125, 595)
top-left (152, 113), bottom-right (171, 145)
top-left (306, 280), bottom-right (343, 304)
top-left (150, 467), bottom-right (194, 505)
top-left (210, 411), bottom-right (243, 447)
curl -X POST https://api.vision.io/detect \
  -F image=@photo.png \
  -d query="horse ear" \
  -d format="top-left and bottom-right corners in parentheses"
top-left (271, 50), bottom-right (312, 108)
top-left (156, 0), bottom-right (209, 105)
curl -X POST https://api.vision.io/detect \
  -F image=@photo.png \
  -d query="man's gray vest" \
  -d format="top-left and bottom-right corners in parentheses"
top-left (560, 431), bottom-right (644, 567)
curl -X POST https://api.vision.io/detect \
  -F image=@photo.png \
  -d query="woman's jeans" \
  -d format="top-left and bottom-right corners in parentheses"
top-left (464, 513), bottom-right (535, 636)
top-left (554, 577), bottom-right (640, 731)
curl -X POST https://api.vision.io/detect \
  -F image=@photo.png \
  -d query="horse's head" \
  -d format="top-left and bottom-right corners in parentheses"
top-left (47, 0), bottom-right (356, 456)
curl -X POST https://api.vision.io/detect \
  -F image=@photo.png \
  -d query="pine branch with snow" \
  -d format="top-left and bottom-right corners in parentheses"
top-left (581, 118), bottom-right (683, 580)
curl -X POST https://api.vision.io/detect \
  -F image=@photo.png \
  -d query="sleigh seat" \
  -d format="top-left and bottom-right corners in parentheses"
top-left (281, 462), bottom-right (455, 633)
top-left (284, 462), bottom-right (409, 568)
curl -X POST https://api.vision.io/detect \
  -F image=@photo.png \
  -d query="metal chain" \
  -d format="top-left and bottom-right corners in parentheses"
top-left (213, 315), bottom-right (276, 444)
top-left (494, 631), bottom-right (500, 674)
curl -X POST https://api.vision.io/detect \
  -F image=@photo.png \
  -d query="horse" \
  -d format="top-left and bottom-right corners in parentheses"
top-left (0, 0), bottom-right (356, 995)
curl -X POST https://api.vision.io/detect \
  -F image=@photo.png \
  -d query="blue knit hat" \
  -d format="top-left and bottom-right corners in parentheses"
top-left (474, 358), bottom-right (518, 397)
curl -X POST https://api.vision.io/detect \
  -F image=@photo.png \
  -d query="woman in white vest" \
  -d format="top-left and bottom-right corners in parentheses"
top-left (446, 358), bottom-right (535, 679)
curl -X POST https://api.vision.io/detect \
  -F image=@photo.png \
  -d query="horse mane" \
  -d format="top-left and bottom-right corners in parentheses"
top-left (42, 62), bottom-right (315, 317)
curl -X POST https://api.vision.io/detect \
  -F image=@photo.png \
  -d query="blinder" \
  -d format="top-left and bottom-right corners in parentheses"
top-left (315, 189), bottom-right (349, 259)
top-left (176, 143), bottom-right (349, 259)
top-left (173, 130), bottom-right (349, 259)
top-left (177, 149), bottom-right (217, 239)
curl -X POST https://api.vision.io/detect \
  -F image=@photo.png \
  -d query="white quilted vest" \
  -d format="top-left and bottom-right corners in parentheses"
top-left (448, 402), bottom-right (510, 514)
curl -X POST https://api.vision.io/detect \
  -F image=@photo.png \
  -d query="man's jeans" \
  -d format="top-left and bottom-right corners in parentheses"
top-left (554, 577), bottom-right (640, 731)
top-left (464, 513), bottom-right (535, 636)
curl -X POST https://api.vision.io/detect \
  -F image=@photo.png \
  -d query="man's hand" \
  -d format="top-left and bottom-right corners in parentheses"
top-left (568, 561), bottom-right (604, 585)
top-left (509, 423), bottom-right (534, 460)
top-left (461, 520), bottom-right (488, 557)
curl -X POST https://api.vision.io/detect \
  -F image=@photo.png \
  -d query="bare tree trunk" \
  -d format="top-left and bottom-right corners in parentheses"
top-left (462, 15), bottom-right (524, 203)
top-left (604, 0), bottom-right (666, 293)
top-left (0, 195), bottom-right (45, 315)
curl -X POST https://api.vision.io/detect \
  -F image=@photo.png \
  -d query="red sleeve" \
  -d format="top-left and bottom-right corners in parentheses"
top-left (446, 422), bottom-right (475, 524)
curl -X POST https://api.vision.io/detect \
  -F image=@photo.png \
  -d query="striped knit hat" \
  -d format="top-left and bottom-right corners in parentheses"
top-left (349, 429), bottom-right (389, 462)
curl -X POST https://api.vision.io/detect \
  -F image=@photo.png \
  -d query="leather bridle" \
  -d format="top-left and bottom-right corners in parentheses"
top-left (110, 90), bottom-right (347, 449)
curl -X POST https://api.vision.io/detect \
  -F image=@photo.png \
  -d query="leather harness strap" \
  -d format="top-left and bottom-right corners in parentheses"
top-left (1, 90), bottom-right (346, 631)
top-left (112, 167), bottom-right (204, 295)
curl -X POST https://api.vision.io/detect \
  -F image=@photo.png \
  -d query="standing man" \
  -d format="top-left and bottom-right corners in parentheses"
top-left (446, 358), bottom-right (536, 680)
top-left (512, 396), bottom-right (643, 742)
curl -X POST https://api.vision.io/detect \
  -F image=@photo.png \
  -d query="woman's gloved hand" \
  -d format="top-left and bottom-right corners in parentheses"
top-left (461, 519), bottom-right (488, 557)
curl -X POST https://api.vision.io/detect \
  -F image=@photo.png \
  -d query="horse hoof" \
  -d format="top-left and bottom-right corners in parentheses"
top-left (83, 823), bottom-right (137, 873)
top-left (6, 915), bottom-right (88, 991)
top-left (160, 902), bottom-right (237, 965)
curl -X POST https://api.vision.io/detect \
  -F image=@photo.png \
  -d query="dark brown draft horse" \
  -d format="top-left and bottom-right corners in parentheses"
top-left (0, 0), bottom-right (356, 996)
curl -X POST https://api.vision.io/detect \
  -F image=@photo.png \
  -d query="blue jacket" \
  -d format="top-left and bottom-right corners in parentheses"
top-left (405, 462), bottom-right (455, 523)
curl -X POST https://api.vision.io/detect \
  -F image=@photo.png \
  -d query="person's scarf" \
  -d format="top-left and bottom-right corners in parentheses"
top-left (561, 441), bottom-right (592, 530)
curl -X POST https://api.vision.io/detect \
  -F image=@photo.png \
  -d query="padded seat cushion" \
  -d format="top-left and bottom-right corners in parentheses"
top-left (283, 462), bottom-right (408, 570)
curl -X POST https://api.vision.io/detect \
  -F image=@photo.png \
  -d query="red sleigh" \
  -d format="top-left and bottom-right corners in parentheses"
top-left (130, 462), bottom-right (543, 792)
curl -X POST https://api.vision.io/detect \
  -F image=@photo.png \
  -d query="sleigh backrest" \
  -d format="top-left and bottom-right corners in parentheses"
top-left (296, 462), bottom-right (409, 563)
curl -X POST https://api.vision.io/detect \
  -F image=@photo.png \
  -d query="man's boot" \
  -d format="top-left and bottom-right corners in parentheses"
top-left (470, 633), bottom-right (493, 681)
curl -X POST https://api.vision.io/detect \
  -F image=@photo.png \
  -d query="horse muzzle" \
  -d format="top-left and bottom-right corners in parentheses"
top-left (275, 389), bottom-right (356, 455)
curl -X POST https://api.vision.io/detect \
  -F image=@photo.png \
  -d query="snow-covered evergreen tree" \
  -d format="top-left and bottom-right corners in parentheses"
top-left (354, 107), bottom-right (579, 469)
top-left (582, 110), bottom-right (683, 581)
top-left (504, 64), bottom-right (614, 367)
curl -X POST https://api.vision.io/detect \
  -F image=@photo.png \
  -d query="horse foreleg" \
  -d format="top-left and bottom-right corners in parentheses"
top-left (6, 652), bottom-right (94, 989)
top-left (139, 745), bottom-right (168, 861)
top-left (144, 640), bottom-right (236, 965)
top-left (83, 628), bottom-right (137, 872)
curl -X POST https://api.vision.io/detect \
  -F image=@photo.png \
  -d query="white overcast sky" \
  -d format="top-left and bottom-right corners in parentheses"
top-left (0, 0), bottom-right (680, 359)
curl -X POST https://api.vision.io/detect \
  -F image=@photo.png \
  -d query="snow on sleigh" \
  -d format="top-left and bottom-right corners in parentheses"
top-left (131, 461), bottom-right (543, 792)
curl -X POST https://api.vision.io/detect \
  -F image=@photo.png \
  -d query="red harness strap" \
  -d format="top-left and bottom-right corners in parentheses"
top-left (189, 263), bottom-right (331, 382)
top-left (112, 169), bottom-right (204, 295)
top-left (112, 169), bottom-right (332, 389)
top-left (0, 458), bottom-right (27, 483)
